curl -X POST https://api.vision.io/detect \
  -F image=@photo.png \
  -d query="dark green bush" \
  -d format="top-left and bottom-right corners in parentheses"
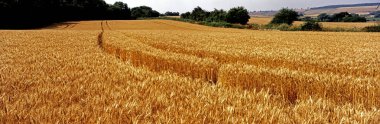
top-left (165, 11), bottom-right (180, 16)
top-left (342, 15), bottom-right (367, 22)
top-left (190, 6), bottom-right (209, 21)
top-left (180, 12), bottom-right (191, 19)
top-left (206, 9), bottom-right (227, 22)
top-left (249, 24), bottom-right (261, 30)
top-left (288, 26), bottom-right (302, 31)
top-left (131, 6), bottom-right (160, 19)
top-left (318, 12), bottom-right (367, 22)
top-left (226, 7), bottom-right (250, 25)
top-left (180, 6), bottom-right (250, 25)
top-left (263, 24), bottom-right (276, 29)
top-left (270, 8), bottom-right (299, 25)
top-left (277, 24), bottom-right (291, 31)
top-left (317, 13), bottom-right (331, 22)
top-left (364, 25), bottom-right (380, 32)
top-left (300, 17), bottom-right (316, 21)
top-left (330, 12), bottom-right (350, 22)
top-left (301, 21), bottom-right (322, 31)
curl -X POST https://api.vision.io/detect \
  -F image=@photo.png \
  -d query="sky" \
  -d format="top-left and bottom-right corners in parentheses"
top-left (104, 0), bottom-right (379, 13)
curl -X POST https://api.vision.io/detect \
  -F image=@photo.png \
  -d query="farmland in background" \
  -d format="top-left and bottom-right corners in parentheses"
top-left (251, 3), bottom-right (380, 17)
top-left (1, 20), bottom-right (379, 123)
top-left (305, 5), bottom-right (379, 16)
top-left (249, 17), bottom-right (377, 29)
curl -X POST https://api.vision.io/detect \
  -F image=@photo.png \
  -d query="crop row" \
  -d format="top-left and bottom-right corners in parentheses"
top-left (1, 21), bottom-right (379, 122)
top-left (101, 29), bottom-right (380, 107)
top-left (102, 31), bottom-right (219, 82)
top-left (219, 63), bottom-right (380, 107)
top-left (119, 30), bottom-right (380, 79)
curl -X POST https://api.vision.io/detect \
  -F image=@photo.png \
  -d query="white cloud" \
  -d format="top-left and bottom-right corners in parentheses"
top-left (104, 0), bottom-right (379, 13)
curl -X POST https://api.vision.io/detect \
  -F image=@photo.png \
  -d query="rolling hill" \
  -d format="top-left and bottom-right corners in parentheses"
top-left (251, 3), bottom-right (380, 17)
top-left (305, 3), bottom-right (380, 16)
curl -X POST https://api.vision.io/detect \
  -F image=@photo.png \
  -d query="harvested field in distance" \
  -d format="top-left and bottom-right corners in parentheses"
top-left (249, 17), bottom-right (376, 29)
top-left (1, 20), bottom-right (380, 123)
top-left (304, 6), bottom-right (379, 16)
top-left (250, 17), bottom-right (302, 25)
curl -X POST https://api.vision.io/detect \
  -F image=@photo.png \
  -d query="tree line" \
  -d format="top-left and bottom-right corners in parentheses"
top-left (317, 12), bottom-right (367, 22)
top-left (180, 6), bottom-right (250, 25)
top-left (0, 0), bottom-right (159, 29)
top-left (164, 12), bottom-right (180, 16)
top-left (268, 8), bottom-right (372, 31)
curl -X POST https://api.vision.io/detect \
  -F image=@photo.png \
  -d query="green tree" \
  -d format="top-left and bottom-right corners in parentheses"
top-left (206, 9), bottom-right (227, 22)
top-left (131, 6), bottom-right (160, 19)
top-left (190, 6), bottom-right (209, 21)
top-left (108, 1), bottom-right (131, 19)
top-left (317, 13), bottom-right (330, 22)
top-left (342, 14), bottom-right (366, 22)
top-left (165, 11), bottom-right (180, 16)
top-left (226, 7), bottom-right (250, 25)
top-left (0, 0), bottom-right (162, 29)
top-left (150, 10), bottom-right (160, 17)
top-left (270, 8), bottom-right (299, 25)
top-left (330, 12), bottom-right (351, 22)
top-left (180, 12), bottom-right (191, 19)
top-left (301, 21), bottom-right (322, 31)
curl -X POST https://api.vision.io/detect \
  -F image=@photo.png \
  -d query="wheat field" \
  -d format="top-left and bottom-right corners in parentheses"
top-left (1, 20), bottom-right (379, 123)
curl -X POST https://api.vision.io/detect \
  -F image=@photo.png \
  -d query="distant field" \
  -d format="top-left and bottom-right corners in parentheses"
top-left (249, 17), bottom-right (377, 29)
top-left (305, 6), bottom-right (379, 16)
top-left (250, 5), bottom-right (379, 17)
top-left (1, 20), bottom-right (380, 123)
